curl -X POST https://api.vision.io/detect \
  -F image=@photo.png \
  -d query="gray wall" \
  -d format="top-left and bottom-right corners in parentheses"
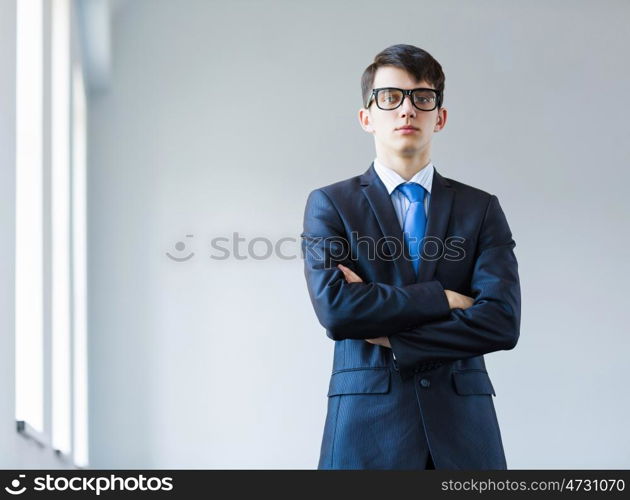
top-left (88, 0), bottom-right (630, 468)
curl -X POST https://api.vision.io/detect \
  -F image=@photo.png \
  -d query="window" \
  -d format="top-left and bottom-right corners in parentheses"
top-left (15, 0), bottom-right (45, 437)
top-left (72, 62), bottom-right (89, 468)
top-left (51, 0), bottom-right (72, 456)
top-left (15, 0), bottom-right (90, 467)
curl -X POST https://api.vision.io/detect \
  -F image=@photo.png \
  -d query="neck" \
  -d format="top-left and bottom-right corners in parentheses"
top-left (375, 146), bottom-right (432, 181)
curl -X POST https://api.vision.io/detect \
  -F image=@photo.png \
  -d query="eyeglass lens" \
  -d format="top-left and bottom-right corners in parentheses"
top-left (376, 88), bottom-right (437, 111)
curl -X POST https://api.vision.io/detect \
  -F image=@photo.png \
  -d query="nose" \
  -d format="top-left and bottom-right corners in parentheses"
top-left (398, 94), bottom-right (416, 118)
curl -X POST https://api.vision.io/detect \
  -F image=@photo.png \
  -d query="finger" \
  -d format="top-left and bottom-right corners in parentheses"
top-left (346, 272), bottom-right (362, 283)
top-left (337, 264), bottom-right (352, 283)
top-left (366, 337), bottom-right (386, 346)
top-left (337, 264), bottom-right (363, 283)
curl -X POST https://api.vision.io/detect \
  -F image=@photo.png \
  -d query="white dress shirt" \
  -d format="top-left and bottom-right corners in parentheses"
top-left (372, 157), bottom-right (434, 229)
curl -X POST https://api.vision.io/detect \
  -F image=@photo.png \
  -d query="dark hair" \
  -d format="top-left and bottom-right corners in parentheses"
top-left (361, 44), bottom-right (445, 108)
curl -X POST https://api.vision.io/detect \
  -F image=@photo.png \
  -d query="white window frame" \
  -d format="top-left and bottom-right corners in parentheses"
top-left (15, 0), bottom-right (90, 468)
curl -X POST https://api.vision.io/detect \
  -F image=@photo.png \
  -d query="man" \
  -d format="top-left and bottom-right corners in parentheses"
top-left (300, 44), bottom-right (520, 470)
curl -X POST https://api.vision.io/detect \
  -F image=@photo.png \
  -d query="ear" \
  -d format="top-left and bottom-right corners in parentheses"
top-left (434, 106), bottom-right (448, 132)
top-left (358, 107), bottom-right (374, 133)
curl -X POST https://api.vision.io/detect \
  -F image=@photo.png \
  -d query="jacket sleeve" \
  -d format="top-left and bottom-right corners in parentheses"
top-left (389, 194), bottom-right (521, 379)
top-left (301, 188), bottom-right (451, 341)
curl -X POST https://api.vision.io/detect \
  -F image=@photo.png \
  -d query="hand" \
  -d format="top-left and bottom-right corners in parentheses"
top-left (337, 264), bottom-right (363, 283)
top-left (444, 289), bottom-right (474, 310)
top-left (366, 336), bottom-right (391, 348)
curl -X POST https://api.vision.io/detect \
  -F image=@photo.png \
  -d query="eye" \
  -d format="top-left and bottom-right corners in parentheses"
top-left (377, 89), bottom-right (403, 108)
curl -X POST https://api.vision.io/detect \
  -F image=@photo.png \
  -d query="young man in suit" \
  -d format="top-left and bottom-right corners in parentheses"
top-left (301, 44), bottom-right (521, 470)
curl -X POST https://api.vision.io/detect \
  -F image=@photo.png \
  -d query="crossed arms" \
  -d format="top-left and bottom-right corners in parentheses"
top-left (337, 264), bottom-right (473, 348)
top-left (301, 188), bottom-right (521, 378)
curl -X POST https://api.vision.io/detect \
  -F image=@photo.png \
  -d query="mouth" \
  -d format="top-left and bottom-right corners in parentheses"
top-left (396, 126), bottom-right (419, 134)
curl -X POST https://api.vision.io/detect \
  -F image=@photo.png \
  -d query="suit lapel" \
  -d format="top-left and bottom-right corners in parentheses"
top-left (416, 168), bottom-right (454, 283)
top-left (360, 163), bottom-right (416, 284)
top-left (360, 163), bottom-right (455, 284)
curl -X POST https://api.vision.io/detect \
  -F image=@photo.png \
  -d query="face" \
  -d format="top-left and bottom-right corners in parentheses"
top-left (358, 65), bottom-right (447, 162)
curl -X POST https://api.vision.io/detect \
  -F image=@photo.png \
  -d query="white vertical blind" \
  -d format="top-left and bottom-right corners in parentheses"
top-left (72, 63), bottom-right (89, 467)
top-left (51, 0), bottom-right (72, 455)
top-left (15, 0), bottom-right (44, 434)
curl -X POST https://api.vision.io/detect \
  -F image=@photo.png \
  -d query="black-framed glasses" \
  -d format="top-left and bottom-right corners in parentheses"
top-left (366, 87), bottom-right (442, 111)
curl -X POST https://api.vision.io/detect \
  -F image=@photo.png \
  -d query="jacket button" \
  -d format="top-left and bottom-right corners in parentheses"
top-left (420, 378), bottom-right (430, 388)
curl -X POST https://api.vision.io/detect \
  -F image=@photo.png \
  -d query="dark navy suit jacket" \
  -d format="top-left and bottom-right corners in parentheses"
top-left (300, 162), bottom-right (521, 470)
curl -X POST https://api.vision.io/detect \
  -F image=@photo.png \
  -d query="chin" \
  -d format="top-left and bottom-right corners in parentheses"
top-left (399, 146), bottom-right (421, 156)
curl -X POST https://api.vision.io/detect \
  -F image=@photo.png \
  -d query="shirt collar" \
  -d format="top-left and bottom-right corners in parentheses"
top-left (373, 157), bottom-right (434, 195)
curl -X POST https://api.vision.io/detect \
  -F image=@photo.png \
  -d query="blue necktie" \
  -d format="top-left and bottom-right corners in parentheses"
top-left (396, 182), bottom-right (427, 276)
